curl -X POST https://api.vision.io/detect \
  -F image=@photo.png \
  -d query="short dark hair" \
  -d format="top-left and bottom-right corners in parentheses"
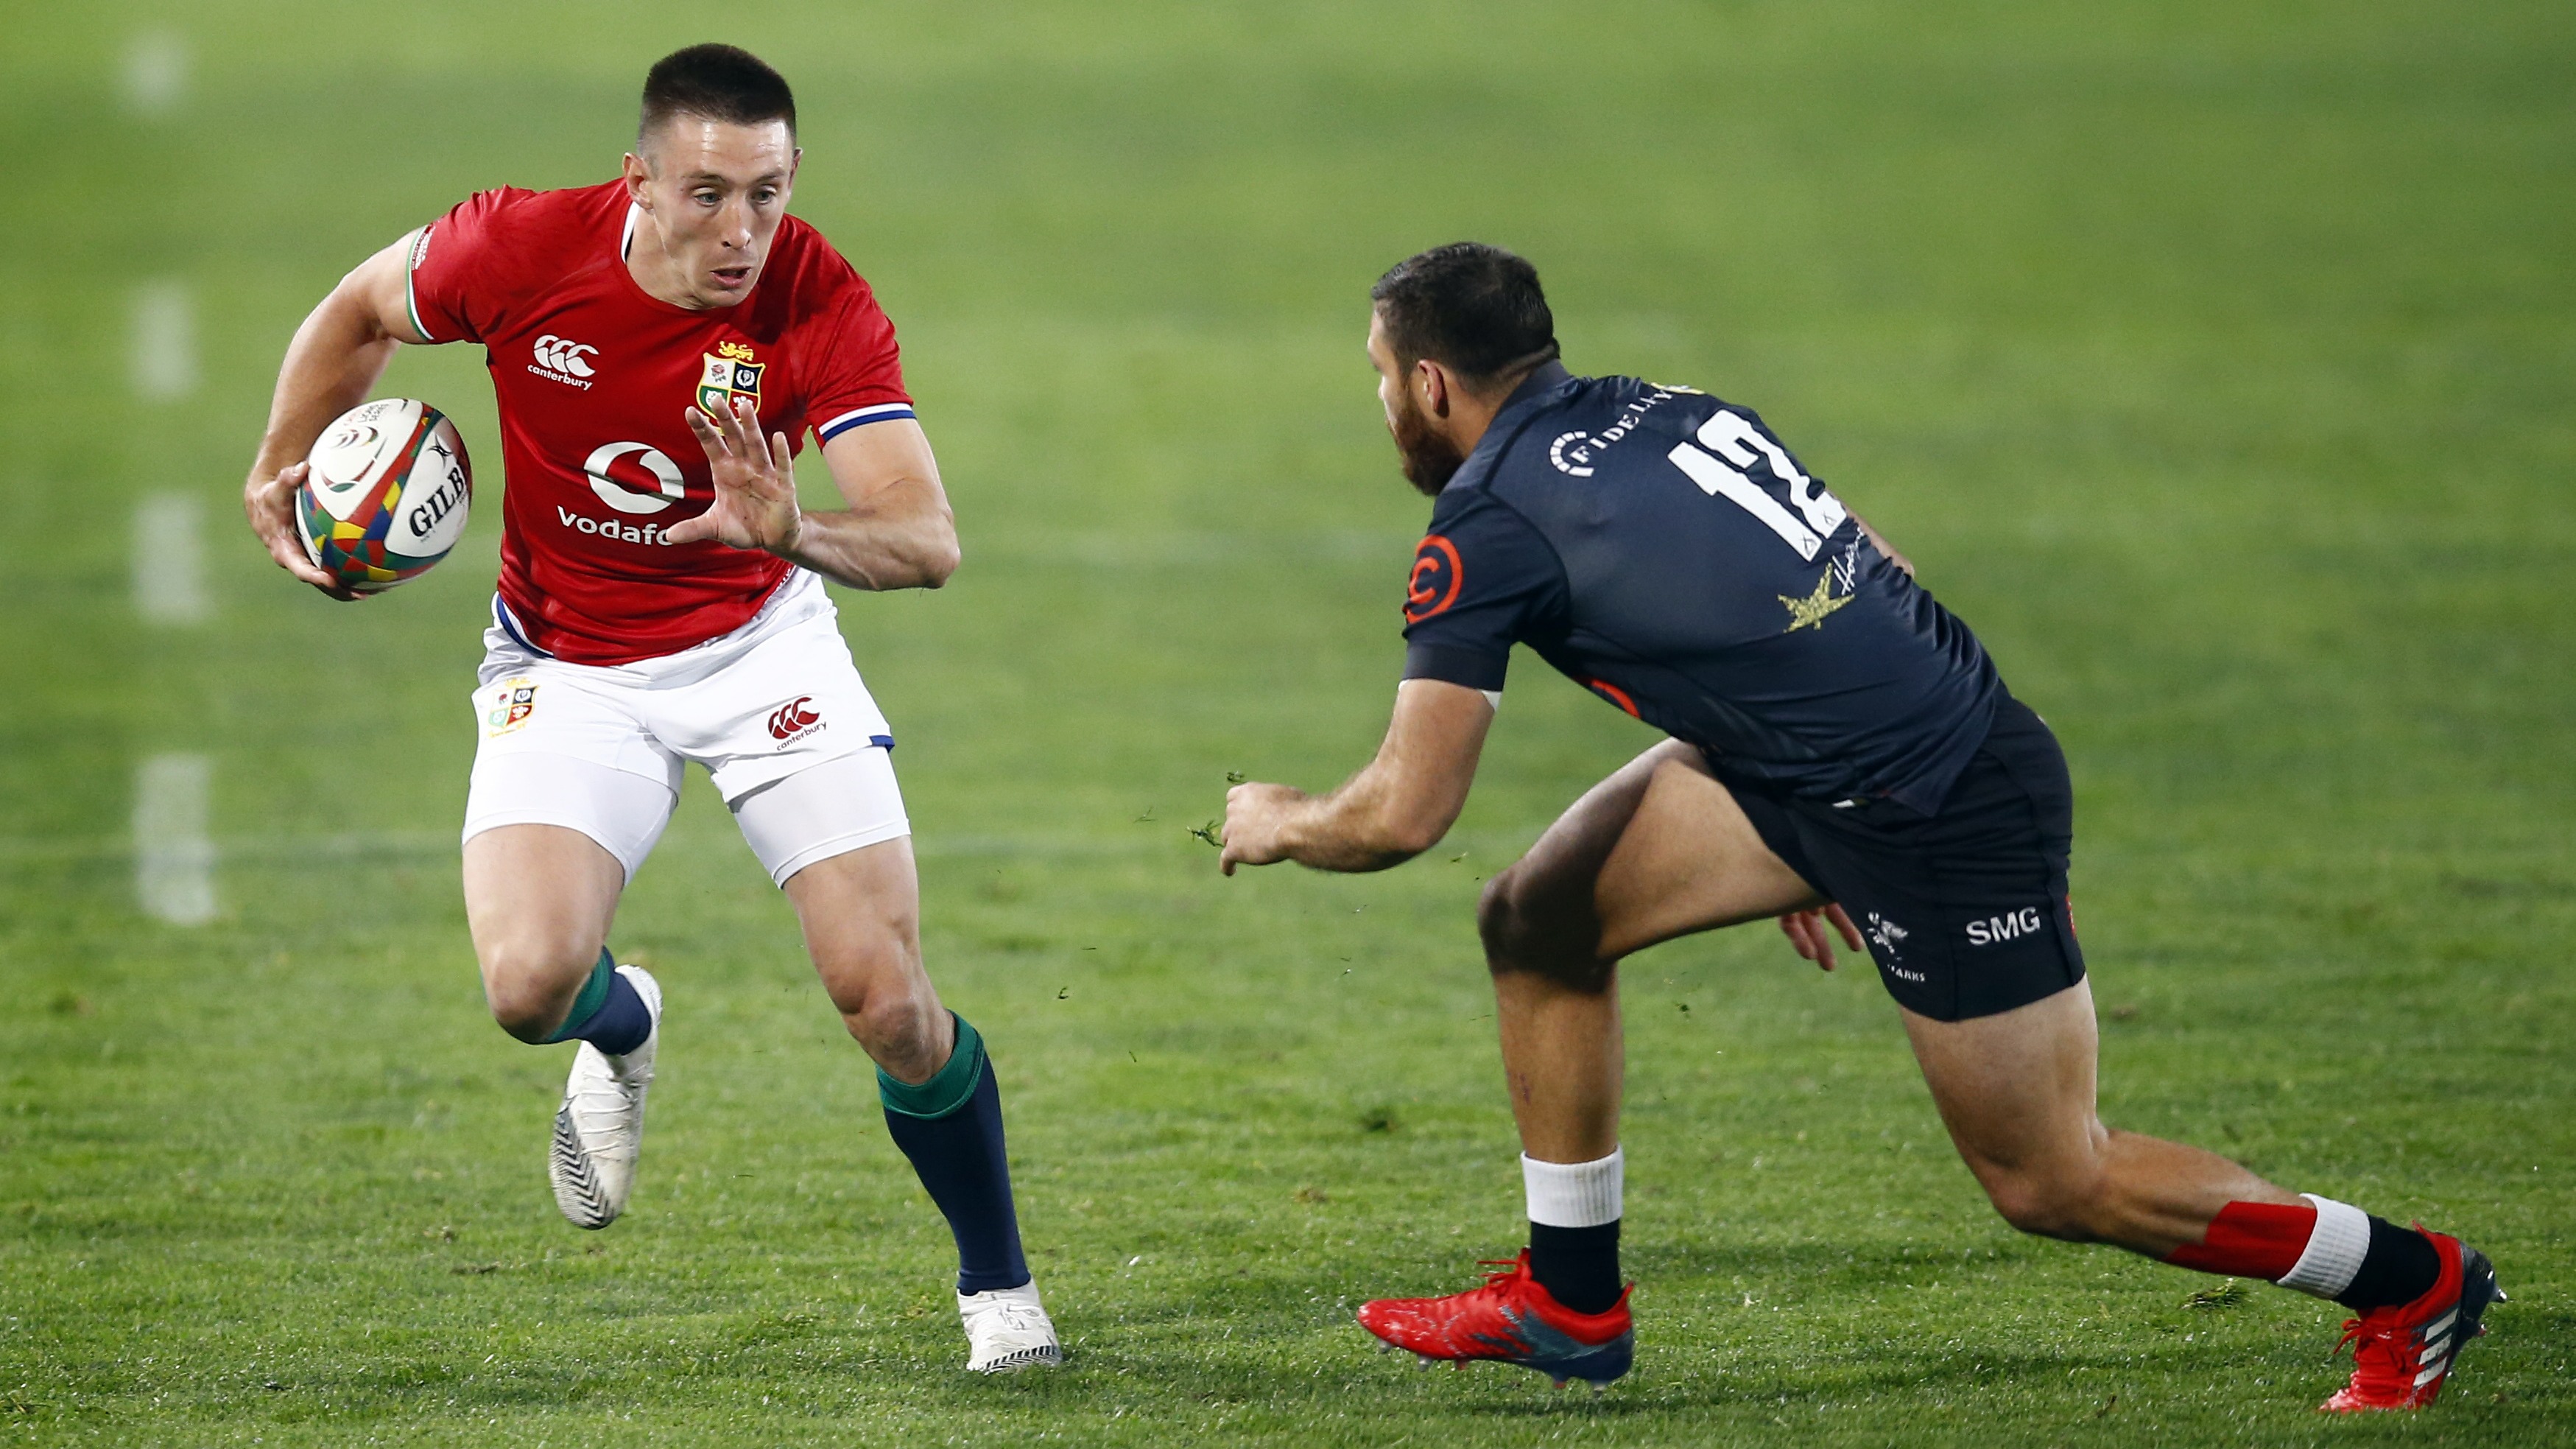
top-left (1370, 242), bottom-right (1558, 386)
top-left (640, 43), bottom-right (797, 147)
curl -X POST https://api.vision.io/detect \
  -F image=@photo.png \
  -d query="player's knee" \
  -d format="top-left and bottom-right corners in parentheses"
top-left (818, 937), bottom-right (935, 1050)
top-left (840, 980), bottom-right (940, 1064)
top-left (1981, 1166), bottom-right (2108, 1243)
top-left (1477, 869), bottom-right (1611, 993)
top-left (479, 942), bottom-right (594, 1042)
top-left (1475, 869), bottom-right (1535, 965)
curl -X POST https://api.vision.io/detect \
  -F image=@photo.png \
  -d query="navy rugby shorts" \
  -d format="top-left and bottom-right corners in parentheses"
top-left (1720, 696), bottom-right (2085, 1022)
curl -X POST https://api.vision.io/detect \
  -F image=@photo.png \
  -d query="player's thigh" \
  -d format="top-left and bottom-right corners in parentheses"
top-left (463, 820), bottom-right (628, 964)
top-left (735, 748), bottom-right (926, 1001)
top-left (1899, 979), bottom-right (2102, 1184)
top-left (1497, 738), bottom-right (1823, 963)
top-left (461, 661), bottom-right (679, 1002)
top-left (460, 822), bottom-right (627, 1025)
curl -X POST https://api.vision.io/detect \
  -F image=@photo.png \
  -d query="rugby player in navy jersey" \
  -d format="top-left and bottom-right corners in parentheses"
top-left (1217, 243), bottom-right (2496, 1410)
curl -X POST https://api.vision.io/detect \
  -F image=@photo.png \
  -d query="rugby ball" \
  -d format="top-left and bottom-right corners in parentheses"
top-left (298, 398), bottom-right (473, 593)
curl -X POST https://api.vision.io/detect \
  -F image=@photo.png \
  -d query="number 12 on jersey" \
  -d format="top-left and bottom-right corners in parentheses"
top-left (1667, 410), bottom-right (1847, 560)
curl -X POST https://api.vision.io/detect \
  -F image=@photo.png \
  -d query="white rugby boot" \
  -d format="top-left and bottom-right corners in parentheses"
top-left (549, 964), bottom-right (661, 1230)
top-left (958, 1281), bottom-right (1063, 1372)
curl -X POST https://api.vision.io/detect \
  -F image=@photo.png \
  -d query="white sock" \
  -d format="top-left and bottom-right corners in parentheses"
top-left (1522, 1148), bottom-right (1622, 1228)
top-left (2276, 1194), bottom-right (2371, 1299)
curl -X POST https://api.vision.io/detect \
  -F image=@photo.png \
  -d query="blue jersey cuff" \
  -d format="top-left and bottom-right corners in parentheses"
top-left (1402, 642), bottom-right (1509, 692)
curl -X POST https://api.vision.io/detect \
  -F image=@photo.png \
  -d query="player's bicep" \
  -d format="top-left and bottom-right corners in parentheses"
top-left (343, 232), bottom-right (432, 346)
top-left (817, 415), bottom-right (946, 511)
top-left (1399, 505), bottom-right (1565, 696)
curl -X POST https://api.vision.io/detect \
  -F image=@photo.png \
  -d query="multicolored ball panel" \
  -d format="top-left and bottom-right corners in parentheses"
top-left (295, 399), bottom-right (472, 594)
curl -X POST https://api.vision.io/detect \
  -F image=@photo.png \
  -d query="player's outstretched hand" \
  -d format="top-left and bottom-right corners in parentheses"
top-left (243, 460), bottom-right (361, 600)
top-left (668, 396), bottom-right (801, 552)
top-left (1778, 902), bottom-right (1863, 972)
top-left (1218, 781), bottom-right (1306, 876)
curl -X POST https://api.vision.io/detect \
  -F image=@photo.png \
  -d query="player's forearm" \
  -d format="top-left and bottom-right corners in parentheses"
top-left (1276, 771), bottom-right (1451, 873)
top-left (249, 284), bottom-right (403, 480)
top-left (773, 489), bottom-right (960, 591)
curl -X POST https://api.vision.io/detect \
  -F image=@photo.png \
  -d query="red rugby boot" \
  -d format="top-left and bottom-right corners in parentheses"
top-left (1357, 1250), bottom-right (1633, 1387)
top-left (2320, 1229), bottom-right (2502, 1412)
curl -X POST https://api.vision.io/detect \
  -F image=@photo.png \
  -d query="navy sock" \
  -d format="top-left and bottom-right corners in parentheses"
top-left (1529, 1219), bottom-right (1622, 1316)
top-left (546, 950), bottom-right (652, 1057)
top-left (2336, 1216), bottom-right (2442, 1311)
top-left (881, 1019), bottom-right (1030, 1294)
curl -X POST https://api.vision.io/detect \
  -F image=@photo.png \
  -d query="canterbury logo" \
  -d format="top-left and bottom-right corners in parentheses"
top-left (767, 696), bottom-right (822, 741)
top-left (532, 334), bottom-right (598, 377)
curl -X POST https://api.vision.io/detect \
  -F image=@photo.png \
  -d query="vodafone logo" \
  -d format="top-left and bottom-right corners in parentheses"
top-left (583, 441), bottom-right (686, 515)
top-left (532, 334), bottom-right (598, 380)
top-left (767, 696), bottom-right (825, 745)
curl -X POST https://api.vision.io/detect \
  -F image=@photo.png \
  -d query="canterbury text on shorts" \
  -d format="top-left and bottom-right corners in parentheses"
top-left (1719, 695), bottom-right (2084, 1022)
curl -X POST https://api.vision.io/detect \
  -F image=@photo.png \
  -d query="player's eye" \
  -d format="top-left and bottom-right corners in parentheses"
top-left (692, 190), bottom-right (721, 206)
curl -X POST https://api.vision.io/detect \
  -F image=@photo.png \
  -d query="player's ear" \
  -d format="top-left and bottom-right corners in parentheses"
top-left (621, 152), bottom-right (654, 208)
top-left (1416, 359), bottom-right (1451, 419)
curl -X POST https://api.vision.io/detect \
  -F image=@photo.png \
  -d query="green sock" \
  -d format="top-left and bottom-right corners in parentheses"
top-left (877, 1013), bottom-right (985, 1119)
top-left (541, 950), bottom-right (617, 1043)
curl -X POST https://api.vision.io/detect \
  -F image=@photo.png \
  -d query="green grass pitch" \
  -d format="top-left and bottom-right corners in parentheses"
top-left (4, 2), bottom-right (2573, 1443)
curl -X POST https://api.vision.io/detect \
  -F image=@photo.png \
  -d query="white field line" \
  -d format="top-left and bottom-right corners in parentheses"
top-left (122, 29), bottom-right (188, 116)
top-left (0, 824), bottom-right (1312, 869)
top-left (134, 754), bottom-right (217, 925)
top-left (131, 281), bottom-right (198, 401)
top-left (134, 492), bottom-right (209, 623)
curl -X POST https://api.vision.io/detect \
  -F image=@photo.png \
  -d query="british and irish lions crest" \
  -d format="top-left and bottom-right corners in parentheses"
top-left (698, 340), bottom-right (764, 417)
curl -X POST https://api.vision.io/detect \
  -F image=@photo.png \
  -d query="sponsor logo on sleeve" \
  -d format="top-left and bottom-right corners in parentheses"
top-left (529, 334), bottom-right (598, 388)
top-left (1404, 534), bottom-right (1464, 623)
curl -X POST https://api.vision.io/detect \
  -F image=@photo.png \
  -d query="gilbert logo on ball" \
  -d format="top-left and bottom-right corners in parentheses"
top-left (298, 398), bottom-right (473, 592)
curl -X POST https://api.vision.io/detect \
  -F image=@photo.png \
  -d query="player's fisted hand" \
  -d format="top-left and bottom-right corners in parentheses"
top-left (243, 459), bottom-right (362, 600)
top-left (1777, 902), bottom-right (1864, 972)
top-left (1217, 781), bottom-right (1301, 876)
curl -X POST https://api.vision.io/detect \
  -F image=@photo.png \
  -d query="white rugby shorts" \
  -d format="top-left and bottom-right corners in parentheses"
top-left (460, 569), bottom-right (909, 885)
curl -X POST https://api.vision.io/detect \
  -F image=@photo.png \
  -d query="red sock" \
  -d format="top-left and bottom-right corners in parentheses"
top-left (2163, 1200), bottom-right (2318, 1279)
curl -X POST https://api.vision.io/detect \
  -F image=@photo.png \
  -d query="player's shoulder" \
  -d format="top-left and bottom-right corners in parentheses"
top-left (420, 179), bottom-right (622, 292)
top-left (1491, 372), bottom-right (1743, 483)
top-left (439, 178), bottom-right (622, 242)
top-left (764, 214), bottom-right (879, 309)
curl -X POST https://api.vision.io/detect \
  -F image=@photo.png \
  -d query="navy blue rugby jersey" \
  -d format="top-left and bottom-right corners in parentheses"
top-left (1401, 362), bottom-right (2002, 813)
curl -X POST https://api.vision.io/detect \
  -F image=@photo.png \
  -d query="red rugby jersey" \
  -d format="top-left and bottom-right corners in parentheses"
top-left (406, 180), bottom-right (913, 663)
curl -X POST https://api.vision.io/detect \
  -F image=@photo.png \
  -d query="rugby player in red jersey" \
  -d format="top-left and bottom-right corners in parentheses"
top-left (1220, 243), bottom-right (2498, 1409)
top-left (242, 45), bottom-right (1058, 1372)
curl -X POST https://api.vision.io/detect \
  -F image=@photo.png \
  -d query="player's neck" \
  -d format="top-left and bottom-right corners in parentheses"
top-left (1442, 396), bottom-right (1505, 459)
top-left (1443, 359), bottom-right (1563, 456)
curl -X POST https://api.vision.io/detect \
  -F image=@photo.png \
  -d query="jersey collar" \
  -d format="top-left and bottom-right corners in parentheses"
top-left (1446, 360), bottom-right (1577, 491)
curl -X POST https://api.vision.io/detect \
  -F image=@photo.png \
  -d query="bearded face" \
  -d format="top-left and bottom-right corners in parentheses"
top-left (1387, 384), bottom-right (1468, 497)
